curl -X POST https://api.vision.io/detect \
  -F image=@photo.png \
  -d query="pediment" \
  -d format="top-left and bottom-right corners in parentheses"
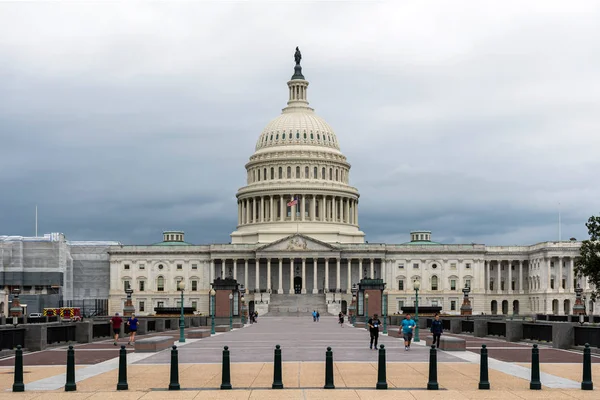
top-left (257, 234), bottom-right (338, 252)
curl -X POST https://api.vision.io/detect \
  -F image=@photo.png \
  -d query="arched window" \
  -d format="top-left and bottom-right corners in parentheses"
top-left (296, 166), bottom-right (300, 178)
top-left (282, 133), bottom-right (286, 140)
top-left (263, 168), bottom-right (266, 180)
top-left (296, 132), bottom-right (300, 139)
top-left (257, 170), bottom-right (260, 181)
top-left (157, 276), bottom-right (165, 292)
top-left (304, 132), bottom-right (307, 139)
top-left (329, 168), bottom-right (332, 180)
top-left (305, 166), bottom-right (309, 178)
top-left (322, 167), bottom-right (326, 179)
top-left (335, 170), bottom-right (339, 181)
top-left (278, 167), bottom-right (282, 179)
top-left (270, 167), bottom-right (274, 179)
top-left (311, 133), bottom-right (314, 139)
top-left (287, 166), bottom-right (291, 179)
top-left (431, 276), bottom-right (438, 291)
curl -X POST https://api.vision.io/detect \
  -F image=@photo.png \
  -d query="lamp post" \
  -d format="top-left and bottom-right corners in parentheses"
top-left (228, 293), bottom-right (233, 330)
top-left (413, 279), bottom-right (420, 342)
top-left (241, 296), bottom-right (246, 325)
top-left (383, 288), bottom-right (388, 334)
top-left (210, 288), bottom-right (216, 334)
top-left (365, 292), bottom-right (369, 324)
top-left (351, 283), bottom-right (358, 326)
top-left (178, 281), bottom-right (186, 343)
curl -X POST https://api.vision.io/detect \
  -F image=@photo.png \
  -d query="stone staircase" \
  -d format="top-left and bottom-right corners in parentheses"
top-left (268, 294), bottom-right (329, 317)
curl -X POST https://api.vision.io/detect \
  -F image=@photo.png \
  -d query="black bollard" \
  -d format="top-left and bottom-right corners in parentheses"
top-left (220, 346), bottom-right (232, 390)
top-left (116, 345), bottom-right (128, 390)
top-left (65, 345), bottom-right (77, 392)
top-left (12, 345), bottom-right (24, 392)
top-left (169, 345), bottom-right (180, 390)
top-left (272, 344), bottom-right (284, 389)
top-left (478, 344), bottom-right (490, 390)
top-left (530, 344), bottom-right (541, 390)
top-left (427, 345), bottom-right (439, 390)
top-left (324, 346), bottom-right (335, 389)
top-left (582, 343), bottom-right (593, 390)
top-left (376, 344), bottom-right (388, 390)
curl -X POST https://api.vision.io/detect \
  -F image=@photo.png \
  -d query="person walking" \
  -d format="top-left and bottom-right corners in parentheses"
top-left (313, 310), bottom-right (317, 322)
top-left (110, 312), bottom-right (123, 346)
top-left (126, 313), bottom-right (138, 346)
top-left (338, 312), bottom-right (345, 327)
top-left (400, 314), bottom-right (416, 351)
top-left (367, 313), bottom-right (381, 350)
top-left (430, 313), bottom-right (443, 348)
top-left (316, 311), bottom-right (320, 322)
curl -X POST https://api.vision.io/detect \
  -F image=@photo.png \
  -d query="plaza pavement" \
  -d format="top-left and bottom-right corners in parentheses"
top-left (0, 316), bottom-right (598, 399)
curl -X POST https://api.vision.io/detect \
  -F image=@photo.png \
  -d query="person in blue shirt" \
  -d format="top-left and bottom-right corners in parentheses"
top-left (400, 314), bottom-right (416, 351)
top-left (430, 313), bottom-right (444, 348)
top-left (312, 310), bottom-right (317, 322)
top-left (126, 314), bottom-right (138, 346)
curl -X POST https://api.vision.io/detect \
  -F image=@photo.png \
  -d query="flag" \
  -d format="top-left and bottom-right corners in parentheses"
top-left (287, 196), bottom-right (298, 207)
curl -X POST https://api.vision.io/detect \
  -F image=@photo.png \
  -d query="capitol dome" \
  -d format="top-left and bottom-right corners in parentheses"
top-left (231, 49), bottom-right (365, 244)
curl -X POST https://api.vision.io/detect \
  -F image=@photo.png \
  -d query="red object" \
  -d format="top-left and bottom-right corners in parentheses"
top-left (111, 316), bottom-right (123, 328)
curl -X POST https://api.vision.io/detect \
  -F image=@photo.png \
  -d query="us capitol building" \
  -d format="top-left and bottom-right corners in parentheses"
top-left (104, 50), bottom-right (594, 319)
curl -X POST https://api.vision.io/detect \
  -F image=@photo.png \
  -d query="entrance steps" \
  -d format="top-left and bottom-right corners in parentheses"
top-left (268, 294), bottom-right (329, 316)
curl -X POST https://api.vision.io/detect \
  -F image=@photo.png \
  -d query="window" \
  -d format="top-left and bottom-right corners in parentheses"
top-left (192, 281), bottom-right (198, 291)
top-left (124, 280), bottom-right (131, 290)
top-left (466, 263), bottom-right (471, 269)
top-left (278, 167), bottom-right (282, 179)
top-left (465, 279), bottom-right (471, 288)
top-left (177, 264), bottom-right (182, 270)
top-left (192, 264), bottom-right (198, 270)
top-left (550, 279), bottom-right (554, 289)
top-left (158, 264), bottom-right (164, 270)
top-left (192, 301), bottom-right (197, 311)
top-left (35, 285), bottom-right (44, 294)
top-left (398, 300), bottom-right (404, 312)
top-left (450, 279), bottom-right (456, 290)
top-left (450, 263), bottom-right (457, 269)
top-left (314, 167), bottom-right (317, 178)
top-left (511, 265), bottom-right (515, 270)
top-left (157, 276), bottom-right (165, 291)
top-left (157, 301), bottom-right (164, 308)
top-left (431, 276), bottom-right (438, 291)
top-left (176, 278), bottom-right (183, 291)
top-left (139, 281), bottom-right (145, 291)
top-left (511, 281), bottom-right (515, 290)
top-left (296, 166), bottom-right (300, 178)
top-left (501, 281), bottom-right (505, 291)
top-left (263, 168), bottom-right (267, 180)
top-left (550, 261), bottom-right (554, 268)
top-left (287, 166), bottom-right (291, 178)
top-left (398, 264), bottom-right (404, 269)
top-left (562, 278), bottom-right (565, 289)
top-left (413, 263), bottom-right (419, 269)
top-left (398, 280), bottom-right (404, 290)
top-left (451, 301), bottom-right (456, 311)
top-left (139, 301), bottom-right (145, 312)
top-left (322, 167), bottom-right (325, 179)
top-left (432, 264), bottom-right (437, 269)
top-left (305, 166), bottom-right (309, 178)
top-left (271, 167), bottom-right (274, 179)
top-left (490, 281), bottom-right (494, 291)
top-left (124, 264), bottom-right (130, 270)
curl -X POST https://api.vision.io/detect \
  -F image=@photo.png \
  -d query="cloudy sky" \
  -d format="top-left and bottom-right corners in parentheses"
top-left (1, 1), bottom-right (599, 246)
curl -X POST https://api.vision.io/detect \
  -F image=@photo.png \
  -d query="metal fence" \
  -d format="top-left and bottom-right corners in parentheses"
top-left (522, 323), bottom-right (553, 342)
top-left (47, 325), bottom-right (76, 345)
top-left (0, 328), bottom-right (25, 350)
top-left (574, 326), bottom-right (600, 348)
top-left (59, 299), bottom-right (109, 317)
top-left (487, 321), bottom-right (506, 337)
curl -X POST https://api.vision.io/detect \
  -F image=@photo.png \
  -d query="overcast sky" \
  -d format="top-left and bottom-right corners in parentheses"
top-left (1, 1), bottom-right (599, 246)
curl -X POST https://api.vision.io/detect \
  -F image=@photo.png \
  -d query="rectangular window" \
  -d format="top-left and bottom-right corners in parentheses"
top-left (192, 264), bottom-right (198, 270)
top-left (35, 285), bottom-right (44, 294)
top-left (511, 281), bottom-right (515, 290)
top-left (398, 264), bottom-right (404, 269)
top-left (511, 265), bottom-right (515, 270)
top-left (398, 280), bottom-right (404, 291)
top-left (139, 264), bottom-right (145, 270)
top-left (139, 281), bottom-right (145, 291)
top-left (450, 280), bottom-right (456, 291)
top-left (413, 263), bottom-right (419, 269)
top-left (192, 301), bottom-right (197, 311)
top-left (176, 279), bottom-right (182, 291)
top-left (465, 279), bottom-right (471, 288)
top-left (451, 300), bottom-right (456, 311)
top-left (450, 263), bottom-right (457, 269)
top-left (501, 281), bottom-right (505, 290)
top-left (124, 281), bottom-right (130, 290)
top-left (562, 278), bottom-right (565, 289)
top-left (490, 281), bottom-right (494, 291)
top-left (177, 300), bottom-right (182, 307)
top-left (550, 279), bottom-right (554, 289)
top-left (432, 281), bottom-right (438, 291)
top-left (551, 261), bottom-right (554, 268)
top-left (192, 281), bottom-right (198, 291)
top-left (177, 264), bottom-right (182, 270)
top-left (124, 264), bottom-right (130, 270)
top-left (432, 300), bottom-right (438, 307)
top-left (157, 301), bottom-right (164, 308)
top-left (139, 301), bottom-right (145, 312)
top-left (398, 300), bottom-right (404, 313)
top-left (465, 263), bottom-right (471, 269)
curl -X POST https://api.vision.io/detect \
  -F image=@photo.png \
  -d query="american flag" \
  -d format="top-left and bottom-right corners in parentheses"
top-left (287, 196), bottom-right (298, 207)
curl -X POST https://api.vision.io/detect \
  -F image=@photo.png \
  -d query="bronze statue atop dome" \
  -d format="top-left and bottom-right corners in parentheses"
top-left (294, 47), bottom-right (302, 66)
top-left (291, 47), bottom-right (304, 80)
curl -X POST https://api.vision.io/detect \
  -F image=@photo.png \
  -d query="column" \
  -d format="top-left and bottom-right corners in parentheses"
top-left (355, 201), bottom-right (358, 225)
top-left (507, 260), bottom-right (512, 293)
top-left (244, 259), bottom-right (249, 292)
top-left (546, 257), bottom-right (551, 292)
top-left (325, 259), bottom-right (329, 291)
top-left (246, 199), bottom-right (250, 224)
top-left (558, 256), bottom-right (563, 291)
top-left (569, 257), bottom-right (574, 290)
top-left (359, 259), bottom-right (363, 280)
top-left (260, 197), bottom-right (264, 223)
top-left (370, 259), bottom-right (374, 279)
top-left (320, 197), bottom-right (325, 222)
top-left (210, 259), bottom-right (215, 284)
top-left (267, 259), bottom-right (272, 292)
top-left (344, 198), bottom-right (349, 223)
top-left (278, 259), bottom-right (283, 294)
top-left (233, 259), bottom-right (237, 281)
top-left (290, 194), bottom-right (295, 222)
top-left (485, 261), bottom-right (490, 292)
top-left (336, 258), bottom-right (340, 291)
top-left (381, 259), bottom-right (386, 284)
top-left (238, 202), bottom-right (241, 225)
top-left (302, 195), bottom-right (306, 221)
top-left (255, 259), bottom-right (260, 292)
top-left (332, 197), bottom-right (337, 222)
top-left (496, 260), bottom-right (501, 294)
top-left (280, 197), bottom-right (285, 221)
top-left (347, 259), bottom-right (352, 293)
top-left (270, 196), bottom-right (274, 222)
top-left (289, 259), bottom-right (294, 294)
top-left (313, 259), bottom-right (318, 294)
top-left (301, 258), bottom-right (306, 294)
top-left (311, 195), bottom-right (316, 221)
top-left (518, 260), bottom-right (523, 292)
top-left (221, 259), bottom-right (226, 278)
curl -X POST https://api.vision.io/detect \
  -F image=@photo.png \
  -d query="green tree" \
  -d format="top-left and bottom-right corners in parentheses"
top-left (574, 215), bottom-right (600, 301)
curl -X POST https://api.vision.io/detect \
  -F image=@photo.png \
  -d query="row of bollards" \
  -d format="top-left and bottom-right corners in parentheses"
top-left (11, 342), bottom-right (596, 391)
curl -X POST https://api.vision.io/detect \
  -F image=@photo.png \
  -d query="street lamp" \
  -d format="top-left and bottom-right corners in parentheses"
top-left (365, 292), bottom-right (369, 325)
top-left (383, 288), bottom-right (388, 334)
top-left (210, 288), bottom-right (216, 334)
top-left (413, 279), bottom-right (420, 342)
top-left (241, 296), bottom-right (246, 325)
top-left (178, 281), bottom-right (186, 343)
top-left (351, 284), bottom-right (358, 326)
top-left (228, 293), bottom-right (233, 330)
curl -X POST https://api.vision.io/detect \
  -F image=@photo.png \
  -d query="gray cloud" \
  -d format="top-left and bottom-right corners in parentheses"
top-left (1, 1), bottom-right (599, 245)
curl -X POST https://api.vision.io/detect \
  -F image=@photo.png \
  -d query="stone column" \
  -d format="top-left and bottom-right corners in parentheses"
top-left (255, 259), bottom-right (260, 292)
top-left (313, 258), bottom-right (318, 294)
top-left (233, 259), bottom-right (237, 281)
top-left (347, 259), bottom-right (352, 293)
top-left (519, 260), bottom-right (523, 292)
top-left (496, 260), bottom-right (501, 294)
top-left (336, 258), bottom-right (341, 291)
top-left (245, 199), bottom-right (249, 224)
top-left (301, 258), bottom-right (306, 294)
top-left (333, 197), bottom-right (338, 222)
top-left (355, 201), bottom-right (359, 226)
top-left (569, 257), bottom-right (574, 290)
top-left (267, 259), bottom-right (272, 292)
top-left (244, 259), bottom-right (249, 292)
top-left (558, 256), bottom-right (563, 291)
top-left (381, 259), bottom-right (386, 284)
top-left (302, 195), bottom-right (306, 221)
top-left (485, 261), bottom-right (490, 292)
top-left (270, 196), bottom-right (274, 222)
top-left (254, 198), bottom-right (258, 223)
top-left (370, 259), bottom-right (374, 279)
top-left (278, 259), bottom-right (283, 294)
top-left (210, 259), bottom-right (215, 283)
top-left (221, 259), bottom-right (226, 278)
top-left (344, 198), bottom-right (349, 223)
top-left (311, 195), bottom-right (316, 221)
top-left (359, 259), bottom-right (363, 280)
top-left (238, 201), bottom-right (241, 225)
top-left (325, 259), bottom-right (329, 291)
top-left (260, 197), bottom-right (264, 222)
top-left (289, 259), bottom-right (294, 294)
top-left (280, 197), bottom-right (285, 221)
top-left (507, 260), bottom-right (512, 294)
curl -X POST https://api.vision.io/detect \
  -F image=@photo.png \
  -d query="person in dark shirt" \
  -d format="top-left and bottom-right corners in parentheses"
top-left (430, 313), bottom-right (443, 348)
top-left (127, 314), bottom-right (139, 346)
top-left (338, 312), bottom-right (345, 327)
top-left (110, 312), bottom-right (123, 346)
top-left (367, 314), bottom-right (381, 350)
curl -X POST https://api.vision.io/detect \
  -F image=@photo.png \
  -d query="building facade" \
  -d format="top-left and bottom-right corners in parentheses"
top-left (107, 54), bottom-right (595, 318)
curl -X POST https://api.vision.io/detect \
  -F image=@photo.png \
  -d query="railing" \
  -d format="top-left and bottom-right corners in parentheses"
top-left (487, 321), bottom-right (506, 337)
top-left (165, 319), bottom-right (171, 330)
top-left (47, 325), bottom-right (76, 345)
top-left (0, 328), bottom-right (25, 350)
top-left (147, 320), bottom-right (156, 332)
top-left (92, 323), bottom-right (111, 339)
top-left (443, 319), bottom-right (451, 330)
top-left (523, 323), bottom-right (553, 342)
top-left (461, 320), bottom-right (474, 333)
top-left (574, 326), bottom-right (600, 348)
top-left (26, 317), bottom-right (47, 324)
top-left (547, 315), bottom-right (568, 322)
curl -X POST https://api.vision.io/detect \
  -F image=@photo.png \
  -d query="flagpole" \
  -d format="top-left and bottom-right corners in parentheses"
top-left (558, 202), bottom-right (561, 242)
top-left (35, 205), bottom-right (38, 237)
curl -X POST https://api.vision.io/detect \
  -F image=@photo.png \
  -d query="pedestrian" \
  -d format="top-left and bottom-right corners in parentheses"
top-left (313, 310), bottom-right (317, 322)
top-left (338, 312), bottom-right (344, 327)
top-left (367, 313), bottom-right (381, 350)
top-left (126, 313), bottom-right (138, 346)
top-left (400, 313), bottom-right (416, 351)
top-left (110, 312), bottom-right (123, 346)
top-left (430, 313), bottom-right (443, 348)
top-left (316, 311), bottom-right (320, 322)
top-left (254, 311), bottom-right (258, 322)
